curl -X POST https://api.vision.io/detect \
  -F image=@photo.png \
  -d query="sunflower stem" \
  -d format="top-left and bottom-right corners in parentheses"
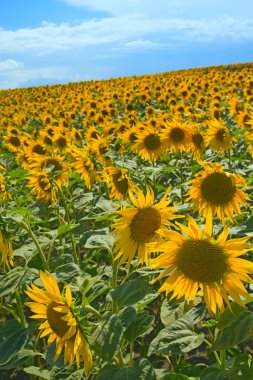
top-left (220, 349), bottom-right (226, 369)
top-left (111, 258), bottom-right (119, 313)
top-left (129, 341), bottom-right (134, 367)
top-left (21, 220), bottom-right (49, 271)
top-left (204, 338), bottom-right (221, 367)
top-left (15, 288), bottom-right (26, 328)
top-left (55, 182), bottom-right (79, 265)
top-left (83, 304), bottom-right (103, 320)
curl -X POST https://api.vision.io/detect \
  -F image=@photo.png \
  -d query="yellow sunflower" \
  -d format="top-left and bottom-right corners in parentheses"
top-left (149, 216), bottom-right (253, 314)
top-left (0, 174), bottom-right (12, 202)
top-left (27, 170), bottom-right (58, 204)
top-left (133, 126), bottom-right (166, 162)
top-left (205, 119), bottom-right (233, 152)
top-left (70, 147), bottom-right (97, 189)
top-left (103, 166), bottom-right (136, 200)
top-left (30, 153), bottom-right (70, 187)
top-left (0, 228), bottom-right (14, 268)
top-left (112, 186), bottom-right (181, 267)
top-left (25, 271), bottom-right (93, 375)
top-left (186, 162), bottom-right (249, 229)
top-left (160, 118), bottom-right (192, 153)
top-left (189, 124), bottom-right (205, 160)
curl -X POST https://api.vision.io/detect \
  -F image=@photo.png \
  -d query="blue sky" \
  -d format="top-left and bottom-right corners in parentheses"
top-left (0, 0), bottom-right (253, 89)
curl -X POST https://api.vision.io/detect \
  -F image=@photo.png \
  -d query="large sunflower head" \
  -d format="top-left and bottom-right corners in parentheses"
top-left (112, 186), bottom-right (181, 267)
top-left (25, 271), bottom-right (93, 375)
top-left (186, 162), bottom-right (249, 229)
top-left (149, 216), bottom-right (253, 314)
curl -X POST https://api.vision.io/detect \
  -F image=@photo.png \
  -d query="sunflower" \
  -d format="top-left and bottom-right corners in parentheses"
top-left (149, 216), bottom-right (253, 314)
top-left (186, 162), bottom-right (249, 229)
top-left (30, 153), bottom-right (70, 187)
top-left (0, 228), bottom-right (14, 268)
top-left (160, 118), bottom-right (191, 153)
top-left (112, 186), bottom-right (181, 267)
top-left (0, 174), bottom-right (12, 202)
top-left (70, 147), bottom-right (97, 189)
top-left (205, 119), bottom-right (233, 152)
top-left (103, 166), bottom-right (136, 200)
top-left (25, 271), bottom-right (93, 375)
top-left (3, 134), bottom-right (23, 153)
top-left (133, 126), bottom-right (166, 162)
top-left (27, 170), bottom-right (58, 204)
top-left (188, 124), bottom-right (205, 160)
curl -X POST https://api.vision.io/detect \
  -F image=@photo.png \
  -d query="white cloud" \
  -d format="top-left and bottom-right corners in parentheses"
top-left (61, 0), bottom-right (253, 18)
top-left (0, 15), bottom-right (252, 54)
top-left (0, 59), bottom-right (23, 71)
top-left (0, 65), bottom-right (69, 89)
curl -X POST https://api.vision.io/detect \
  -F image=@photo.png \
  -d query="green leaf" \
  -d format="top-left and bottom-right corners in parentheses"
top-left (1, 349), bottom-right (38, 370)
top-left (0, 267), bottom-right (37, 296)
top-left (97, 365), bottom-right (139, 380)
top-left (24, 366), bottom-right (51, 380)
top-left (228, 353), bottom-right (253, 380)
top-left (212, 311), bottom-right (253, 350)
top-left (124, 311), bottom-right (154, 343)
top-left (93, 313), bottom-right (124, 362)
top-left (84, 234), bottom-right (115, 251)
top-left (97, 364), bottom-right (119, 380)
top-left (160, 299), bottom-right (185, 326)
top-left (216, 302), bottom-right (247, 330)
top-left (110, 277), bottom-right (152, 308)
top-left (135, 358), bottom-right (157, 380)
top-left (149, 326), bottom-right (204, 356)
top-left (0, 320), bottom-right (28, 367)
top-left (200, 367), bottom-right (228, 380)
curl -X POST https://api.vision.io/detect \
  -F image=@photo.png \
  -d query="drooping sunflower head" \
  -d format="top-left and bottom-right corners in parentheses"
top-left (0, 228), bottom-right (14, 269)
top-left (112, 186), bottom-right (181, 267)
top-left (149, 216), bottom-right (253, 314)
top-left (25, 271), bottom-right (93, 375)
top-left (0, 173), bottom-right (12, 203)
top-left (103, 166), bottom-right (136, 200)
top-left (27, 170), bottom-right (58, 204)
top-left (186, 161), bottom-right (249, 228)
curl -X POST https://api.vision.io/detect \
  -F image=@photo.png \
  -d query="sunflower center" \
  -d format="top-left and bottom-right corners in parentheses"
top-left (216, 128), bottom-right (227, 142)
top-left (169, 127), bottom-right (185, 142)
top-left (56, 137), bottom-right (67, 149)
top-left (192, 133), bottom-right (203, 149)
top-left (9, 136), bottom-right (21, 147)
top-left (144, 134), bottom-right (161, 150)
top-left (32, 144), bottom-right (47, 155)
top-left (47, 301), bottom-right (70, 338)
top-left (130, 207), bottom-right (161, 244)
top-left (113, 172), bottom-right (129, 195)
top-left (201, 172), bottom-right (235, 205)
top-left (177, 239), bottom-right (228, 283)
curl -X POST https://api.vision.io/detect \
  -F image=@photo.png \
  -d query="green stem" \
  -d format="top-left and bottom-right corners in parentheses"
top-left (220, 350), bottom-right (226, 370)
top-left (55, 183), bottom-right (79, 264)
top-left (21, 221), bottom-right (49, 270)
top-left (117, 349), bottom-right (125, 367)
top-left (83, 304), bottom-right (103, 320)
top-left (15, 288), bottom-right (26, 328)
top-left (111, 258), bottom-right (119, 313)
top-left (129, 341), bottom-right (134, 367)
top-left (204, 339), bottom-right (221, 367)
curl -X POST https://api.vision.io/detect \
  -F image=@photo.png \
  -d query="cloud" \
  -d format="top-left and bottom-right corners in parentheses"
top-left (0, 59), bottom-right (23, 71)
top-left (60, 0), bottom-right (253, 18)
top-left (0, 15), bottom-right (253, 55)
top-left (0, 65), bottom-right (69, 89)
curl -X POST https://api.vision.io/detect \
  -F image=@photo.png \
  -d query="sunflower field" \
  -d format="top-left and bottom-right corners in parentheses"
top-left (0, 62), bottom-right (253, 380)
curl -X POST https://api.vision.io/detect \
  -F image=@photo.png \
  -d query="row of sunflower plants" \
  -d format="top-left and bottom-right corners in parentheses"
top-left (0, 63), bottom-right (253, 379)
